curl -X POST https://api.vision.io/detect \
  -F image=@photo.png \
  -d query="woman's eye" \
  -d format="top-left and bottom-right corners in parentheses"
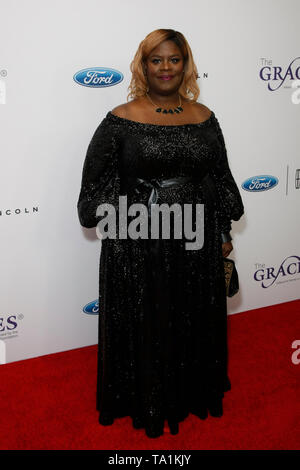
top-left (151, 58), bottom-right (180, 64)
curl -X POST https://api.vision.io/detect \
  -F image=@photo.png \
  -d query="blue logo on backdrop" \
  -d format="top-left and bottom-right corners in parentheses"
top-left (242, 175), bottom-right (278, 192)
top-left (73, 67), bottom-right (123, 87)
top-left (83, 300), bottom-right (99, 315)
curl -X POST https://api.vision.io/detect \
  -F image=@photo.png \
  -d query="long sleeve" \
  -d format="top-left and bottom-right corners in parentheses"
top-left (208, 114), bottom-right (244, 235)
top-left (77, 117), bottom-right (121, 228)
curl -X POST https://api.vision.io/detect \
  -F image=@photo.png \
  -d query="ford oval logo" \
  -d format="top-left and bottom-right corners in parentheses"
top-left (73, 67), bottom-right (123, 88)
top-left (83, 300), bottom-right (99, 315)
top-left (242, 175), bottom-right (278, 192)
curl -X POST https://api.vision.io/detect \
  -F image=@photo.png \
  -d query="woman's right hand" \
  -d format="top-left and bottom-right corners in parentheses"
top-left (222, 241), bottom-right (233, 258)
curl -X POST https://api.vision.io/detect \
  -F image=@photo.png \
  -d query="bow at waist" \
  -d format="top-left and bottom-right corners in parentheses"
top-left (123, 175), bottom-right (197, 212)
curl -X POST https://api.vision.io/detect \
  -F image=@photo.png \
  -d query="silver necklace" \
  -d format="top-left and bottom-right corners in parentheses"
top-left (146, 93), bottom-right (184, 114)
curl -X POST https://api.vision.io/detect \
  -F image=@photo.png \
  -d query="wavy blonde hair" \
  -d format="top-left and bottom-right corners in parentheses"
top-left (127, 29), bottom-right (200, 102)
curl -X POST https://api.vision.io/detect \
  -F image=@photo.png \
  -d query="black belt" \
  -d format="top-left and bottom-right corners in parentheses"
top-left (123, 175), bottom-right (196, 214)
top-left (122, 175), bottom-right (202, 263)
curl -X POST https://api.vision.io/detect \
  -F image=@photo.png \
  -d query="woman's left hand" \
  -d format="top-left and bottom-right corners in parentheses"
top-left (222, 241), bottom-right (233, 258)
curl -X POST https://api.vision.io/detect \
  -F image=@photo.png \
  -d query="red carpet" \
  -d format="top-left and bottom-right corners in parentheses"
top-left (0, 299), bottom-right (299, 450)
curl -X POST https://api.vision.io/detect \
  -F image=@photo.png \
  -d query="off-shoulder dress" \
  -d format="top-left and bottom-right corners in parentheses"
top-left (77, 110), bottom-right (244, 438)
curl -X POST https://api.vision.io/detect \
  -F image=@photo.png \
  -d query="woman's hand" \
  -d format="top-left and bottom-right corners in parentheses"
top-left (222, 241), bottom-right (233, 258)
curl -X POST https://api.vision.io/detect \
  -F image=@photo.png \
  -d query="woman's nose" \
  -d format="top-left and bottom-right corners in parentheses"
top-left (160, 60), bottom-right (171, 70)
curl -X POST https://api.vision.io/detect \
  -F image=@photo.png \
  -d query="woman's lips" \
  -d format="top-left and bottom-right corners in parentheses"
top-left (158, 75), bottom-right (173, 81)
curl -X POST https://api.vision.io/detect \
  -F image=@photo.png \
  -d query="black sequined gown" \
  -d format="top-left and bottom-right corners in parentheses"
top-left (77, 110), bottom-right (244, 437)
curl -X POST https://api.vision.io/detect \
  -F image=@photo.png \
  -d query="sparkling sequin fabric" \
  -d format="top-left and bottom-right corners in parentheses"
top-left (77, 110), bottom-right (244, 438)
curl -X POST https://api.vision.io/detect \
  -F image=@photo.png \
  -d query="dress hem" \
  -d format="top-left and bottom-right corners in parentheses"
top-left (97, 375), bottom-right (231, 438)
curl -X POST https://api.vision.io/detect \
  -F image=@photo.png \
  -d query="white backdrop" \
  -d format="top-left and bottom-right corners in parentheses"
top-left (0, 0), bottom-right (299, 364)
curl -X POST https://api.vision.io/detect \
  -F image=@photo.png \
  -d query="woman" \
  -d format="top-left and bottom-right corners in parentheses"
top-left (77, 29), bottom-right (244, 438)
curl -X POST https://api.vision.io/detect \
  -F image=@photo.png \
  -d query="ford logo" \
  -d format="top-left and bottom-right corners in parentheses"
top-left (242, 175), bottom-right (278, 192)
top-left (83, 300), bottom-right (99, 315)
top-left (73, 67), bottom-right (123, 88)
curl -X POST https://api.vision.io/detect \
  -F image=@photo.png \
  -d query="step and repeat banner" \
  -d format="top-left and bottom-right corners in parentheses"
top-left (0, 0), bottom-right (299, 364)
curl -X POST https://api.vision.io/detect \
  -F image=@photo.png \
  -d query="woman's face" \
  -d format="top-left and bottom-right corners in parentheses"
top-left (143, 40), bottom-right (185, 96)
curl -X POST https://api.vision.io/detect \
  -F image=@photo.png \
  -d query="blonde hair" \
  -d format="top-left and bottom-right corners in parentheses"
top-left (127, 29), bottom-right (200, 102)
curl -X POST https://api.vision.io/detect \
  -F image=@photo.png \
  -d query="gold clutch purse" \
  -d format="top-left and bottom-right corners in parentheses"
top-left (224, 258), bottom-right (239, 297)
